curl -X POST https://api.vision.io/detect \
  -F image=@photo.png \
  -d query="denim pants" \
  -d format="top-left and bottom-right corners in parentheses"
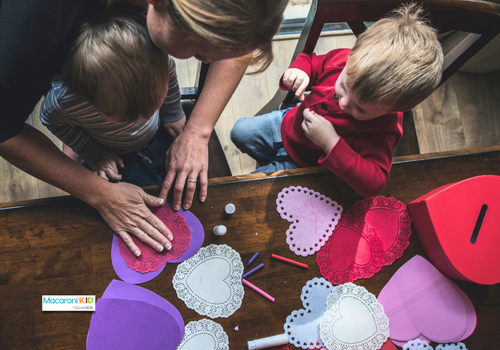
top-left (230, 108), bottom-right (299, 173)
top-left (84, 126), bottom-right (173, 187)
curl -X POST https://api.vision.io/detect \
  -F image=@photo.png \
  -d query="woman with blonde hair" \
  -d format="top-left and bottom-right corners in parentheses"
top-left (0, 0), bottom-right (287, 256)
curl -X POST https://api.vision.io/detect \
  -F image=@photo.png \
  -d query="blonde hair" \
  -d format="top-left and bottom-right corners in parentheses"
top-left (346, 3), bottom-right (444, 111)
top-left (168, 0), bottom-right (288, 73)
top-left (68, 9), bottom-right (170, 122)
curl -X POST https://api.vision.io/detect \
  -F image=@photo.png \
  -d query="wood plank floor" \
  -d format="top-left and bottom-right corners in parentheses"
top-left (1, 31), bottom-right (499, 203)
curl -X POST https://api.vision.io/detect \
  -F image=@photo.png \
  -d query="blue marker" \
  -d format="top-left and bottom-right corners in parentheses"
top-left (247, 252), bottom-right (259, 266)
top-left (242, 263), bottom-right (264, 279)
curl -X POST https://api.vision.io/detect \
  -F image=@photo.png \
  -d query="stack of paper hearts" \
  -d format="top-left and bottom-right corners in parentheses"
top-left (377, 255), bottom-right (477, 347)
top-left (87, 280), bottom-right (184, 350)
top-left (111, 202), bottom-right (205, 284)
top-left (284, 278), bottom-right (391, 350)
top-left (317, 196), bottom-right (412, 284)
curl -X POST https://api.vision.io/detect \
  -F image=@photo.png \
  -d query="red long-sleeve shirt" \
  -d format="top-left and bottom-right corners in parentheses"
top-left (280, 49), bottom-right (403, 197)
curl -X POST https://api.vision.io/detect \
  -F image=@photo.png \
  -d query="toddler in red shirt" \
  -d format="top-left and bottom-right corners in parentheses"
top-left (231, 4), bottom-right (443, 196)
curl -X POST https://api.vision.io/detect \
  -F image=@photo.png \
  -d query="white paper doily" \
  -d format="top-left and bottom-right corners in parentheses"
top-left (436, 343), bottom-right (467, 350)
top-left (176, 319), bottom-right (229, 350)
top-left (320, 283), bottom-right (389, 350)
top-left (403, 339), bottom-right (433, 350)
top-left (173, 244), bottom-right (244, 318)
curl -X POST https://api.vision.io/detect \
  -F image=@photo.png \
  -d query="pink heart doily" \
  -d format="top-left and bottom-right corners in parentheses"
top-left (346, 196), bottom-right (412, 266)
top-left (316, 214), bottom-right (385, 284)
top-left (378, 255), bottom-right (477, 346)
top-left (118, 205), bottom-right (191, 273)
top-left (276, 186), bottom-right (343, 257)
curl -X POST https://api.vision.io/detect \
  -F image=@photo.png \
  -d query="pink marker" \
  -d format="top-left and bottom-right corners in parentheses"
top-left (242, 278), bottom-right (275, 302)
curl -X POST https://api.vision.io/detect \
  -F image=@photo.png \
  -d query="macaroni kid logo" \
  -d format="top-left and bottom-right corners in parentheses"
top-left (42, 295), bottom-right (96, 311)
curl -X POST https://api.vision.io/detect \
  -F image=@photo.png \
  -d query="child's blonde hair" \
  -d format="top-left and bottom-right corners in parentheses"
top-left (68, 9), bottom-right (170, 123)
top-left (168, 0), bottom-right (288, 73)
top-left (346, 3), bottom-right (444, 111)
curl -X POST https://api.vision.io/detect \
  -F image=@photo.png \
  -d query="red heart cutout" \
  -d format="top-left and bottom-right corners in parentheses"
top-left (346, 196), bottom-right (412, 265)
top-left (316, 214), bottom-right (385, 284)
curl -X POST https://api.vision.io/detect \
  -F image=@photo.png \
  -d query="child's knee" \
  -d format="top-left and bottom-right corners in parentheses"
top-left (230, 118), bottom-right (250, 146)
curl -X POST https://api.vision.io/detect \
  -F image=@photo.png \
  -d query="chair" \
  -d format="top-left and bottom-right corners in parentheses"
top-left (180, 63), bottom-right (232, 178)
top-left (257, 0), bottom-right (500, 157)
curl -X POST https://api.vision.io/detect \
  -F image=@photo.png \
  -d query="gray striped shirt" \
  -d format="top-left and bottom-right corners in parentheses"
top-left (40, 56), bottom-right (183, 166)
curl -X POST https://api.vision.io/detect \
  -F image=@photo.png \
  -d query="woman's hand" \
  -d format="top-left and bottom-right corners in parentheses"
top-left (91, 151), bottom-right (124, 182)
top-left (282, 68), bottom-right (310, 101)
top-left (302, 108), bottom-right (340, 153)
top-left (159, 124), bottom-right (209, 211)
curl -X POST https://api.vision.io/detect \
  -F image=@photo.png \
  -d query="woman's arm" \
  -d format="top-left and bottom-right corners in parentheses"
top-left (159, 58), bottom-right (248, 210)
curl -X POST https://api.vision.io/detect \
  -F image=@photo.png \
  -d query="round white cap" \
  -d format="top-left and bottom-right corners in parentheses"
top-left (225, 203), bottom-right (236, 214)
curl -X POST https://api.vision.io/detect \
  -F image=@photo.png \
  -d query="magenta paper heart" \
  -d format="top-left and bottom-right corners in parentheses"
top-left (276, 186), bottom-right (343, 257)
top-left (377, 255), bottom-right (477, 346)
top-left (346, 196), bottom-right (412, 266)
top-left (316, 215), bottom-right (385, 284)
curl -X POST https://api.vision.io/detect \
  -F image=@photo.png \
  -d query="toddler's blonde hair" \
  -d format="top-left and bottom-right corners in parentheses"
top-left (346, 3), bottom-right (444, 111)
top-left (69, 9), bottom-right (170, 122)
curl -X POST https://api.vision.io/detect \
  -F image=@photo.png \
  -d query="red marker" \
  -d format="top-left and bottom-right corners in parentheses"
top-left (271, 254), bottom-right (309, 269)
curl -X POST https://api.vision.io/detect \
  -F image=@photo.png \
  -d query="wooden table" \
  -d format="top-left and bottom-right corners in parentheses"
top-left (1, 147), bottom-right (500, 350)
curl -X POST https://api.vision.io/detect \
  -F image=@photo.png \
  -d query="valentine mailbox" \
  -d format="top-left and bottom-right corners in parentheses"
top-left (408, 175), bottom-right (500, 285)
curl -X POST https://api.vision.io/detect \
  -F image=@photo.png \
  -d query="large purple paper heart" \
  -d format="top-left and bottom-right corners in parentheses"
top-left (87, 298), bottom-right (183, 350)
top-left (111, 202), bottom-right (205, 284)
top-left (377, 255), bottom-right (476, 346)
top-left (101, 280), bottom-right (184, 338)
top-left (276, 186), bottom-right (343, 257)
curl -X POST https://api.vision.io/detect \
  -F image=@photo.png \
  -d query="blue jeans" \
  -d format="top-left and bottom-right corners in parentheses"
top-left (84, 126), bottom-right (173, 187)
top-left (230, 108), bottom-right (299, 173)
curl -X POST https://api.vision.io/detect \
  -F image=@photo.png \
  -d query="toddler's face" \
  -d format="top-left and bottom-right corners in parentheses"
top-left (334, 67), bottom-right (393, 121)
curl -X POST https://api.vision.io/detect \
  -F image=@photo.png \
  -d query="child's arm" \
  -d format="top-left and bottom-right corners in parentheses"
top-left (162, 115), bottom-right (186, 138)
top-left (302, 108), bottom-right (397, 197)
top-left (159, 56), bottom-right (186, 138)
top-left (91, 151), bottom-right (124, 182)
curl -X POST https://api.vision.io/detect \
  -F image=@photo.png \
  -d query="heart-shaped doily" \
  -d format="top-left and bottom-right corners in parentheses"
top-left (316, 215), bottom-right (385, 284)
top-left (403, 339), bottom-right (433, 350)
top-left (320, 283), bottom-right (389, 350)
top-left (377, 255), bottom-right (476, 346)
top-left (276, 186), bottom-right (343, 257)
top-left (173, 244), bottom-right (244, 318)
top-left (345, 196), bottom-right (412, 266)
top-left (285, 277), bottom-right (334, 349)
top-left (177, 319), bottom-right (229, 350)
top-left (436, 343), bottom-right (467, 350)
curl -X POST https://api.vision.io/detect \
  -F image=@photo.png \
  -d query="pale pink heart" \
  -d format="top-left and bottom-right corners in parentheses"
top-left (276, 186), bottom-right (343, 257)
top-left (377, 255), bottom-right (477, 345)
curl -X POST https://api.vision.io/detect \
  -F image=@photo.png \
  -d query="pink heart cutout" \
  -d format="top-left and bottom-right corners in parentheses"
top-left (276, 186), bottom-right (343, 257)
top-left (346, 196), bottom-right (412, 265)
top-left (377, 255), bottom-right (477, 345)
top-left (316, 215), bottom-right (385, 284)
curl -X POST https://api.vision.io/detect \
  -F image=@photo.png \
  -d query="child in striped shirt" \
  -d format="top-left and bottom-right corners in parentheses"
top-left (40, 8), bottom-right (185, 186)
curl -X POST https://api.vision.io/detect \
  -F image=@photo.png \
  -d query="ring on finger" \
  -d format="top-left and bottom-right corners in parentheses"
top-left (186, 179), bottom-right (198, 183)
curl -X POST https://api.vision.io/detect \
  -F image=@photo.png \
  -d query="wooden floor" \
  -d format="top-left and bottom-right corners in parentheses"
top-left (1, 31), bottom-right (499, 203)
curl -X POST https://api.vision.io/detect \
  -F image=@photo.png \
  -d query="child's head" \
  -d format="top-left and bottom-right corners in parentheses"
top-left (341, 3), bottom-right (443, 116)
top-left (68, 9), bottom-right (170, 123)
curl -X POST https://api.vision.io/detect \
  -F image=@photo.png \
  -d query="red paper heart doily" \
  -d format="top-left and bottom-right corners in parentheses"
top-left (346, 196), bottom-right (412, 266)
top-left (316, 214), bottom-right (385, 284)
top-left (118, 205), bottom-right (191, 273)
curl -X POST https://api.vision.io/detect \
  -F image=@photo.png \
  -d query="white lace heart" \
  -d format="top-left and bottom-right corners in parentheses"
top-left (320, 283), bottom-right (389, 350)
top-left (177, 319), bottom-right (229, 350)
top-left (173, 244), bottom-right (244, 318)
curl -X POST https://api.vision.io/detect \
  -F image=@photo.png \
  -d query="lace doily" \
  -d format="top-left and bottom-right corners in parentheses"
top-left (173, 244), bottom-right (244, 318)
top-left (176, 319), bottom-right (229, 350)
top-left (346, 196), bottom-right (412, 266)
top-left (118, 205), bottom-right (191, 273)
top-left (285, 277), bottom-right (334, 349)
top-left (403, 339), bottom-right (433, 350)
top-left (377, 255), bottom-right (476, 346)
top-left (316, 215), bottom-right (385, 284)
top-left (320, 283), bottom-right (389, 350)
top-left (276, 186), bottom-right (343, 257)
top-left (435, 343), bottom-right (467, 350)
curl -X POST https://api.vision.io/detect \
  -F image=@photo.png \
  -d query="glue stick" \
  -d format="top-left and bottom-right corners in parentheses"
top-left (247, 333), bottom-right (288, 350)
top-left (213, 225), bottom-right (227, 236)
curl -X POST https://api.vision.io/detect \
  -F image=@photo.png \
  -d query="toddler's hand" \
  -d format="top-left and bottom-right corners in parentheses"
top-left (282, 68), bottom-right (310, 101)
top-left (301, 108), bottom-right (340, 153)
top-left (163, 115), bottom-right (186, 139)
top-left (92, 151), bottom-right (124, 182)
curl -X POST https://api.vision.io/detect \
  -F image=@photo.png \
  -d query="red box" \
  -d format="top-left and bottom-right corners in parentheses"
top-left (408, 175), bottom-right (500, 285)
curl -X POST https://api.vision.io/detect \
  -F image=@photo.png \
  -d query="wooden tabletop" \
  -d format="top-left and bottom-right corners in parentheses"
top-left (1, 147), bottom-right (500, 350)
